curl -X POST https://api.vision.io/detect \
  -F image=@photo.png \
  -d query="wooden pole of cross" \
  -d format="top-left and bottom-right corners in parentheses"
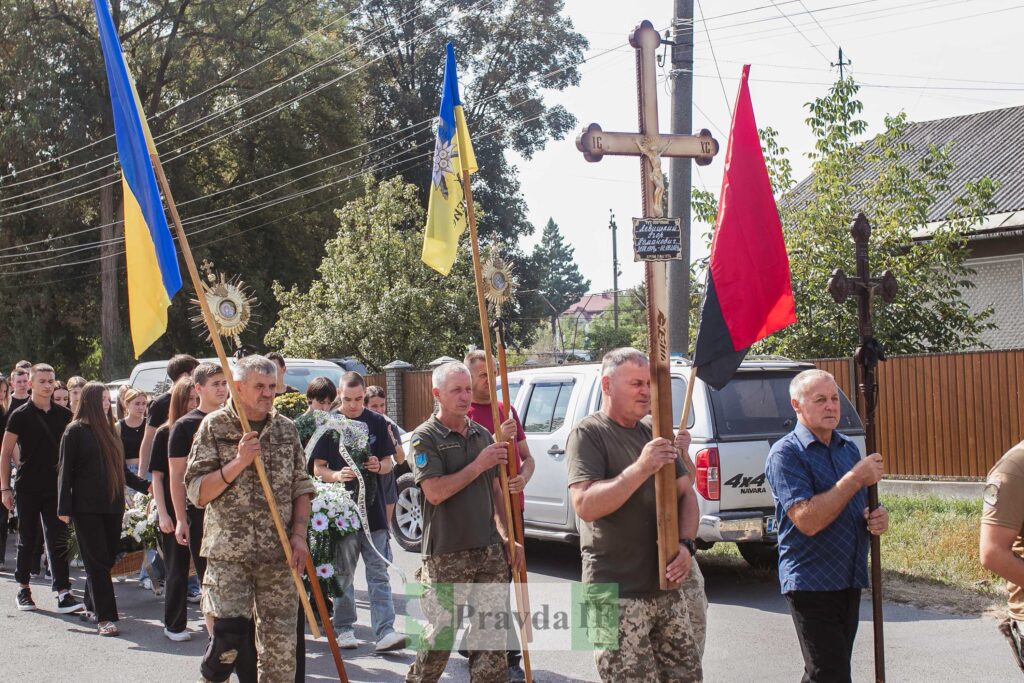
top-left (828, 212), bottom-right (898, 683)
top-left (575, 19), bottom-right (719, 589)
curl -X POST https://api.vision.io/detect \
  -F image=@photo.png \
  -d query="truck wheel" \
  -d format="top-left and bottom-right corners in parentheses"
top-left (737, 542), bottom-right (778, 570)
top-left (392, 473), bottom-right (422, 553)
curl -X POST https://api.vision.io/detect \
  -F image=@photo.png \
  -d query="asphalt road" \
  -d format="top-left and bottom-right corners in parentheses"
top-left (0, 535), bottom-right (1017, 682)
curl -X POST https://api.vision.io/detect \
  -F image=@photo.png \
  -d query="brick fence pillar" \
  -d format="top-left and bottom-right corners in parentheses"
top-left (382, 359), bottom-right (412, 428)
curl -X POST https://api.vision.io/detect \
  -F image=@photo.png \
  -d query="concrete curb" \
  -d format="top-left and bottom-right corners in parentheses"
top-left (879, 479), bottom-right (984, 500)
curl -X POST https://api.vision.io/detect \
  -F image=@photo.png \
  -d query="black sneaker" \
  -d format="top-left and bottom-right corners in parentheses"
top-left (508, 662), bottom-right (526, 682)
top-left (56, 592), bottom-right (84, 614)
top-left (16, 588), bottom-right (36, 611)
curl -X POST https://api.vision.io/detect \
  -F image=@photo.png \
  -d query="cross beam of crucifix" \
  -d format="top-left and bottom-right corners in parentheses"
top-left (575, 19), bottom-right (720, 590)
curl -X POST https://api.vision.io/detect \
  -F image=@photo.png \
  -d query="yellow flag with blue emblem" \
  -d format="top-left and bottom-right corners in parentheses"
top-left (422, 43), bottom-right (477, 276)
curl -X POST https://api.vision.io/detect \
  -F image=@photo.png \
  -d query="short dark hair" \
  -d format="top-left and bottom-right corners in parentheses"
top-left (167, 354), bottom-right (199, 381)
top-left (266, 352), bottom-right (286, 369)
top-left (192, 362), bottom-right (224, 387)
top-left (306, 377), bottom-right (338, 403)
top-left (364, 385), bottom-right (386, 404)
top-left (341, 371), bottom-right (365, 389)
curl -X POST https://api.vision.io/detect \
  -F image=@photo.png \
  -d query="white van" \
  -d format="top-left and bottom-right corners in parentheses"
top-left (127, 357), bottom-right (347, 396)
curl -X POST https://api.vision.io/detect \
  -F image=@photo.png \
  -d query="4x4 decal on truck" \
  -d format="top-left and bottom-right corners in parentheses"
top-left (722, 473), bottom-right (767, 494)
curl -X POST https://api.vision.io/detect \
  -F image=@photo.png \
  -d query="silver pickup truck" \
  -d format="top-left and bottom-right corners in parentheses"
top-left (391, 357), bottom-right (865, 567)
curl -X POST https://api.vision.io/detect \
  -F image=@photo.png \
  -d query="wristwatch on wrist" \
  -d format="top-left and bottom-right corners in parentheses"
top-left (680, 537), bottom-right (697, 557)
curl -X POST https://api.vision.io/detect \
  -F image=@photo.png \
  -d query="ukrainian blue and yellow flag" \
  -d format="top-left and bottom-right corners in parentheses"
top-left (422, 43), bottom-right (477, 276)
top-left (93, 0), bottom-right (182, 357)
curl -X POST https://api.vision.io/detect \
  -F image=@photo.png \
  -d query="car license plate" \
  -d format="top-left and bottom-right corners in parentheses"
top-left (765, 516), bottom-right (777, 535)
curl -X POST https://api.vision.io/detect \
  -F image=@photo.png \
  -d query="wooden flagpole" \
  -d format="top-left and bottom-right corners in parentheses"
top-left (462, 169), bottom-right (533, 683)
top-left (493, 318), bottom-right (533, 643)
top-left (151, 155), bottom-right (350, 681)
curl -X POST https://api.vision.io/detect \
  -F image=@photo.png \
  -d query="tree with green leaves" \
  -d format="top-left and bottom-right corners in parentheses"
top-left (266, 176), bottom-right (479, 369)
top-left (0, 1), bottom-right (364, 376)
top-left (690, 77), bottom-right (995, 359)
top-left (530, 218), bottom-right (590, 337)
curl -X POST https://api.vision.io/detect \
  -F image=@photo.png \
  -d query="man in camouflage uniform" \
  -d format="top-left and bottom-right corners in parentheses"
top-left (980, 439), bottom-right (1024, 672)
top-left (567, 348), bottom-right (704, 682)
top-left (185, 355), bottom-right (315, 683)
top-left (406, 361), bottom-right (523, 683)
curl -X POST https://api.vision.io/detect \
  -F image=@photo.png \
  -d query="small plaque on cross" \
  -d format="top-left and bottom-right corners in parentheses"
top-left (632, 217), bottom-right (682, 261)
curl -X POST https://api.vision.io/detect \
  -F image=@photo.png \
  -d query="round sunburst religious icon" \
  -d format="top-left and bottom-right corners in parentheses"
top-left (482, 251), bottom-right (518, 317)
top-left (191, 262), bottom-right (259, 348)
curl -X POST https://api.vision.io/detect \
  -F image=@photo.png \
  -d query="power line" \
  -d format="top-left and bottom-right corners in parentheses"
top-left (769, 0), bottom-right (831, 62)
top-left (798, 0), bottom-right (841, 48)
top-left (696, 0), bottom-right (733, 117)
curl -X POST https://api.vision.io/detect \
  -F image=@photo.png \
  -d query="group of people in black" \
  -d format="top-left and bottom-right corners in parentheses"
top-left (0, 354), bottom-right (218, 638)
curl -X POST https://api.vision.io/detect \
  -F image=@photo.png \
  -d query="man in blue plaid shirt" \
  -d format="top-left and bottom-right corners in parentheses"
top-left (765, 369), bottom-right (889, 683)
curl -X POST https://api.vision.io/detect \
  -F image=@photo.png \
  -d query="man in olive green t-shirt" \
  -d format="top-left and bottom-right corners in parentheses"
top-left (407, 361), bottom-right (523, 683)
top-left (980, 442), bottom-right (1024, 671)
top-left (567, 347), bottom-right (705, 682)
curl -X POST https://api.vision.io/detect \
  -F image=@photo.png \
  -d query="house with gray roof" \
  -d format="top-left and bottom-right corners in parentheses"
top-left (788, 104), bottom-right (1024, 349)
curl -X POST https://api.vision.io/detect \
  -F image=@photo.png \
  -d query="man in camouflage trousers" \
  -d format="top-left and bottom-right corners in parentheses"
top-left (406, 361), bottom-right (524, 683)
top-left (567, 348), bottom-right (705, 682)
top-left (185, 355), bottom-right (315, 683)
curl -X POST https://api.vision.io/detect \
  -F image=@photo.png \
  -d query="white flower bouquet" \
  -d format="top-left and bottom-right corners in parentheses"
top-left (121, 492), bottom-right (159, 552)
top-left (307, 479), bottom-right (361, 598)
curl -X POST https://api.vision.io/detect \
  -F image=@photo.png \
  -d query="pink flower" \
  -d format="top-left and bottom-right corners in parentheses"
top-left (316, 563), bottom-right (334, 579)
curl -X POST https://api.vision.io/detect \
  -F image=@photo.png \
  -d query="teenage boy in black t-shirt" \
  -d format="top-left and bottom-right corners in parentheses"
top-left (310, 372), bottom-right (405, 653)
top-left (163, 362), bottom-right (228, 640)
top-left (138, 354), bottom-right (198, 476)
top-left (0, 364), bottom-right (81, 614)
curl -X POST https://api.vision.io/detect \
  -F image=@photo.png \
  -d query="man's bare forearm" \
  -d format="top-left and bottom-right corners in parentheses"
top-left (0, 433), bottom-right (17, 489)
top-left (419, 462), bottom-right (484, 506)
top-left (138, 425), bottom-right (156, 476)
top-left (196, 457), bottom-right (250, 507)
top-left (788, 472), bottom-right (862, 536)
top-left (678, 478), bottom-right (699, 539)
top-left (168, 458), bottom-right (188, 521)
top-left (571, 463), bottom-right (648, 522)
top-left (291, 493), bottom-right (311, 536)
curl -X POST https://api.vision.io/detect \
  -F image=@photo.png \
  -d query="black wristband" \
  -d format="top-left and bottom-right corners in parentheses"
top-left (219, 468), bottom-right (231, 485)
top-left (680, 538), bottom-right (697, 557)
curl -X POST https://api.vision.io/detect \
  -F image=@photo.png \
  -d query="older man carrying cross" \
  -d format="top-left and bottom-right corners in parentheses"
top-left (567, 348), bottom-right (705, 682)
top-left (765, 369), bottom-right (889, 683)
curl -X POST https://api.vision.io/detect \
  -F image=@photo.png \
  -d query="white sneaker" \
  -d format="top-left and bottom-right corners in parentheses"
top-left (374, 631), bottom-right (407, 652)
top-left (336, 630), bottom-right (359, 649)
top-left (163, 627), bottom-right (191, 642)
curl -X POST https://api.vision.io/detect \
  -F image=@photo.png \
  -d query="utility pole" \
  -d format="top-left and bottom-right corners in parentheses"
top-left (667, 0), bottom-right (694, 356)
top-left (609, 209), bottom-right (620, 330)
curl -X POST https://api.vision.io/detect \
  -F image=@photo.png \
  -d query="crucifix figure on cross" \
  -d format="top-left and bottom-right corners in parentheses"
top-left (575, 19), bottom-right (720, 590)
top-left (828, 212), bottom-right (898, 683)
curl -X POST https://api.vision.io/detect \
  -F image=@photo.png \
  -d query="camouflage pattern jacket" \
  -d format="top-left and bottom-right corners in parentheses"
top-left (185, 401), bottom-right (315, 564)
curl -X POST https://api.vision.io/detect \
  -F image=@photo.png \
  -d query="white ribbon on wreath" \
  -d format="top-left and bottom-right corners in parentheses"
top-left (304, 411), bottom-right (406, 583)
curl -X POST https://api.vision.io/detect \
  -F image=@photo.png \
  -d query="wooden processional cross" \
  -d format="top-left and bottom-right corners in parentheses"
top-left (828, 213), bottom-right (897, 683)
top-left (575, 20), bottom-right (719, 590)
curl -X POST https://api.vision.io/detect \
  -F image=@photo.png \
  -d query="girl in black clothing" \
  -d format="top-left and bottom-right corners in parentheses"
top-left (57, 382), bottom-right (150, 636)
top-left (118, 387), bottom-right (148, 475)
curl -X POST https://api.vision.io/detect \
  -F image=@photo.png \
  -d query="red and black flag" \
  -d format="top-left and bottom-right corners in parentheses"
top-left (692, 65), bottom-right (796, 390)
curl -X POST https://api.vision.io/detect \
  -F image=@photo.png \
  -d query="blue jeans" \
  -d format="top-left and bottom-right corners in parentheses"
top-left (332, 529), bottom-right (396, 640)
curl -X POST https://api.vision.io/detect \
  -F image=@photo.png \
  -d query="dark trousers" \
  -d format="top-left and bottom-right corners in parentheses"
top-left (161, 507), bottom-right (207, 633)
top-left (235, 604), bottom-right (306, 683)
top-left (786, 588), bottom-right (862, 683)
top-left (73, 512), bottom-right (122, 622)
top-left (0, 504), bottom-right (8, 563)
top-left (14, 488), bottom-right (70, 590)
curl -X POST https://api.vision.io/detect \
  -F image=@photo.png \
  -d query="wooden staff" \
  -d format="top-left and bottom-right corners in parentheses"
top-left (493, 317), bottom-right (533, 643)
top-left (462, 169), bottom-right (533, 683)
top-left (151, 155), bottom-right (349, 681)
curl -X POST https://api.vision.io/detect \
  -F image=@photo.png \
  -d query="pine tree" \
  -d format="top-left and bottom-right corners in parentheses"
top-left (531, 218), bottom-right (591, 336)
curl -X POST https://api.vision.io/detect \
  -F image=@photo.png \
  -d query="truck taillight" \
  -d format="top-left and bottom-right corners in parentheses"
top-left (695, 448), bottom-right (720, 501)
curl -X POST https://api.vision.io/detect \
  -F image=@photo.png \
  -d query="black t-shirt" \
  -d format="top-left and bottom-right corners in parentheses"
top-left (118, 419), bottom-right (145, 461)
top-left (147, 425), bottom-right (175, 523)
top-left (147, 392), bottom-right (171, 429)
top-left (168, 408), bottom-right (210, 510)
top-left (311, 409), bottom-right (395, 532)
top-left (8, 396), bottom-right (29, 414)
top-left (7, 400), bottom-right (72, 493)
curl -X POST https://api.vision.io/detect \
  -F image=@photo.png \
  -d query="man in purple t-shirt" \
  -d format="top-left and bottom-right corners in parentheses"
top-left (463, 350), bottom-right (534, 682)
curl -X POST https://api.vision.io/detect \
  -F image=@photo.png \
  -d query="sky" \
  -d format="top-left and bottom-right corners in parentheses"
top-left (512, 0), bottom-right (1024, 294)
